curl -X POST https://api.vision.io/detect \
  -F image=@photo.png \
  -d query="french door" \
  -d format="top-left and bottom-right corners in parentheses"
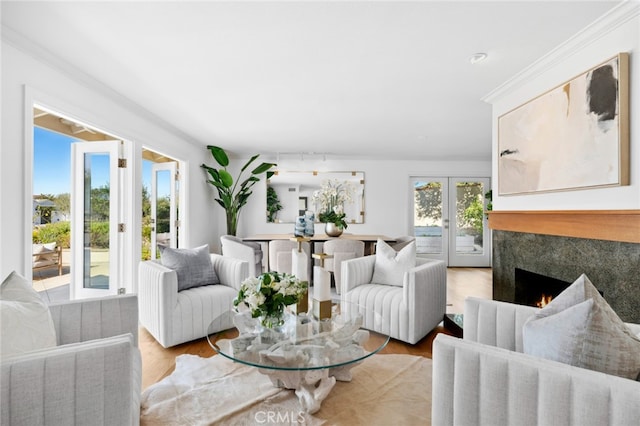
top-left (150, 161), bottom-right (178, 259)
top-left (411, 177), bottom-right (491, 267)
top-left (71, 140), bottom-right (128, 299)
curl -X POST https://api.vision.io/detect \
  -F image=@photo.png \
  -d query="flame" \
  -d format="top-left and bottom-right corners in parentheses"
top-left (536, 294), bottom-right (553, 308)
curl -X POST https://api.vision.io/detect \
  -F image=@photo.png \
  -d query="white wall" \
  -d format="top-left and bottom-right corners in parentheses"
top-left (1, 31), bottom-right (491, 284)
top-left (0, 39), bottom-right (218, 287)
top-left (488, 4), bottom-right (640, 211)
top-left (215, 156), bottom-right (491, 252)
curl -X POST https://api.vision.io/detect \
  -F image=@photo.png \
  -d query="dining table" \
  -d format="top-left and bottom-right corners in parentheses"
top-left (243, 233), bottom-right (396, 256)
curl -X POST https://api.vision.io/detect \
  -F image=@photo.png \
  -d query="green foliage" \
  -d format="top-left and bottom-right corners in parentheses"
top-left (33, 221), bottom-right (70, 247)
top-left (414, 181), bottom-right (442, 222)
top-left (485, 189), bottom-right (493, 212)
top-left (318, 211), bottom-right (348, 230)
top-left (201, 145), bottom-right (276, 235)
top-left (155, 196), bottom-right (171, 233)
top-left (89, 222), bottom-right (110, 248)
top-left (54, 193), bottom-right (71, 217)
top-left (87, 185), bottom-right (111, 221)
top-left (415, 181), bottom-right (486, 237)
top-left (463, 198), bottom-right (485, 234)
top-left (266, 186), bottom-right (283, 223)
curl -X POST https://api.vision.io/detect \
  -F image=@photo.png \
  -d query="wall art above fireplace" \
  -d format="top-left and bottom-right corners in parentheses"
top-left (498, 53), bottom-right (629, 195)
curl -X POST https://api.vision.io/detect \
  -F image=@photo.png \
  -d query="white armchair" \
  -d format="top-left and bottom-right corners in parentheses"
top-left (322, 239), bottom-right (364, 295)
top-left (432, 297), bottom-right (640, 425)
top-left (220, 234), bottom-right (263, 277)
top-left (1, 294), bottom-right (141, 426)
top-left (138, 253), bottom-right (248, 348)
top-left (341, 255), bottom-right (447, 344)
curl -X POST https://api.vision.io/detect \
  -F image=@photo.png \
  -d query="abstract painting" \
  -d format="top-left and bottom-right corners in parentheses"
top-left (498, 53), bottom-right (629, 195)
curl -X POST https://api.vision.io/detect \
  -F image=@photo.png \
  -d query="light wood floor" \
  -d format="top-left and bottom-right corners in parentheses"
top-left (140, 267), bottom-right (493, 390)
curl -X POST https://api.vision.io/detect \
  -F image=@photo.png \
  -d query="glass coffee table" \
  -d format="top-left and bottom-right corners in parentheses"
top-left (207, 303), bottom-right (389, 414)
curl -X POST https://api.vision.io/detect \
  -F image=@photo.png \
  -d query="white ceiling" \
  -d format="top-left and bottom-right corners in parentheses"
top-left (1, 1), bottom-right (622, 161)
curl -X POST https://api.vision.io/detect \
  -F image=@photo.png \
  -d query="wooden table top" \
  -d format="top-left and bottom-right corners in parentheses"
top-left (243, 234), bottom-right (395, 243)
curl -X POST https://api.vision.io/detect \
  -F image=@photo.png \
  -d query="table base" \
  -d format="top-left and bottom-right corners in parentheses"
top-left (259, 362), bottom-right (361, 413)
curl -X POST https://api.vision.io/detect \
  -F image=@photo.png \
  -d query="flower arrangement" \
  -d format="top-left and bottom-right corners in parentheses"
top-left (312, 179), bottom-right (355, 230)
top-left (233, 272), bottom-right (308, 328)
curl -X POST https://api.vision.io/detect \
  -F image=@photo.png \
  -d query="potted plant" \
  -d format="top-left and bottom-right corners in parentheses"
top-left (266, 186), bottom-right (283, 223)
top-left (201, 146), bottom-right (276, 236)
top-left (312, 179), bottom-right (354, 237)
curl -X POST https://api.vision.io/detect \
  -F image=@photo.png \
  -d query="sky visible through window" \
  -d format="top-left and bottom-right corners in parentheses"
top-left (34, 126), bottom-right (155, 196)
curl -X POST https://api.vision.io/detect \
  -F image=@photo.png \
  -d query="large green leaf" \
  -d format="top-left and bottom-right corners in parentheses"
top-left (218, 170), bottom-right (233, 188)
top-left (252, 162), bottom-right (277, 175)
top-left (207, 146), bottom-right (229, 167)
top-left (240, 154), bottom-right (259, 173)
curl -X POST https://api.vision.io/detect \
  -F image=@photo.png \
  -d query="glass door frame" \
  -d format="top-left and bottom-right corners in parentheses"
top-left (448, 177), bottom-right (491, 267)
top-left (150, 161), bottom-right (178, 259)
top-left (410, 176), bottom-right (491, 267)
top-left (70, 140), bottom-right (122, 299)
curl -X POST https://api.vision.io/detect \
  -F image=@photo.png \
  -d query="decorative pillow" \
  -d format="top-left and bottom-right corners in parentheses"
top-left (159, 244), bottom-right (219, 291)
top-left (0, 271), bottom-right (57, 358)
top-left (391, 239), bottom-right (414, 252)
top-left (371, 239), bottom-right (416, 287)
top-left (523, 273), bottom-right (640, 380)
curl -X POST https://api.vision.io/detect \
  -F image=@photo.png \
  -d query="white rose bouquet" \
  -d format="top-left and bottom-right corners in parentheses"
top-left (234, 272), bottom-right (308, 328)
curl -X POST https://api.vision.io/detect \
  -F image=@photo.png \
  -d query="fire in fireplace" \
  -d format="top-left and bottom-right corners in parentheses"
top-left (514, 268), bottom-right (572, 308)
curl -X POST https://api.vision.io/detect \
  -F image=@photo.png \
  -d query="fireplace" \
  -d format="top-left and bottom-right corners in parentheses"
top-left (492, 229), bottom-right (639, 323)
top-left (514, 268), bottom-right (572, 307)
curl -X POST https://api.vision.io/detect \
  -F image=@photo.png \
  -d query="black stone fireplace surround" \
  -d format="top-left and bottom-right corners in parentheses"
top-left (493, 230), bottom-right (640, 323)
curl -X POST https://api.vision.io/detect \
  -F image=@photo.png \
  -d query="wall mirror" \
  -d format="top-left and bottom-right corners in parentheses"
top-left (266, 171), bottom-right (365, 224)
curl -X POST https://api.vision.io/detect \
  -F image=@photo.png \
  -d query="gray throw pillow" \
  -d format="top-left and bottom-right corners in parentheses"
top-left (159, 244), bottom-right (219, 291)
top-left (523, 273), bottom-right (640, 381)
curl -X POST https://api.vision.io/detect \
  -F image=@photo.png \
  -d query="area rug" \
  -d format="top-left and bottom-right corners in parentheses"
top-left (140, 353), bottom-right (432, 425)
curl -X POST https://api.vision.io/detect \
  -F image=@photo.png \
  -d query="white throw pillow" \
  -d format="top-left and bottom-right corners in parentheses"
top-left (523, 273), bottom-right (640, 380)
top-left (0, 271), bottom-right (57, 358)
top-left (33, 242), bottom-right (57, 262)
top-left (159, 244), bottom-right (219, 291)
top-left (371, 239), bottom-right (416, 287)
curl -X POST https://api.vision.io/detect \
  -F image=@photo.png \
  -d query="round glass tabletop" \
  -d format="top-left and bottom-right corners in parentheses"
top-left (206, 302), bottom-right (390, 371)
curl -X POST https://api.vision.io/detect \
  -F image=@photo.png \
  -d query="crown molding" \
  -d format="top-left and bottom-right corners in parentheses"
top-left (1, 24), bottom-right (202, 148)
top-left (482, 1), bottom-right (640, 104)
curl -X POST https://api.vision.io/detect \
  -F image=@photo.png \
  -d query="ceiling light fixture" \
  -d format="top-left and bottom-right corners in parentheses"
top-left (469, 52), bottom-right (488, 64)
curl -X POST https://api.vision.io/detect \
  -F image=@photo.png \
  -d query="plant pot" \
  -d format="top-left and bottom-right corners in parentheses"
top-left (325, 222), bottom-right (343, 237)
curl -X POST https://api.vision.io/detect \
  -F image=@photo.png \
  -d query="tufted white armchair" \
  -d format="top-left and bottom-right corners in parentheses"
top-left (341, 255), bottom-right (447, 344)
top-left (138, 253), bottom-right (248, 348)
top-left (1, 294), bottom-right (141, 426)
top-left (432, 297), bottom-right (640, 425)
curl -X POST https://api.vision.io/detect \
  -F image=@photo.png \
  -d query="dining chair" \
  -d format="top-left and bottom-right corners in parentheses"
top-left (220, 235), bottom-right (264, 277)
top-left (268, 240), bottom-right (311, 279)
top-left (322, 239), bottom-right (365, 295)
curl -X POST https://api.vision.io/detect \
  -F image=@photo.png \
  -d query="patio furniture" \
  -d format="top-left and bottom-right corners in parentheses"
top-left (32, 243), bottom-right (62, 276)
